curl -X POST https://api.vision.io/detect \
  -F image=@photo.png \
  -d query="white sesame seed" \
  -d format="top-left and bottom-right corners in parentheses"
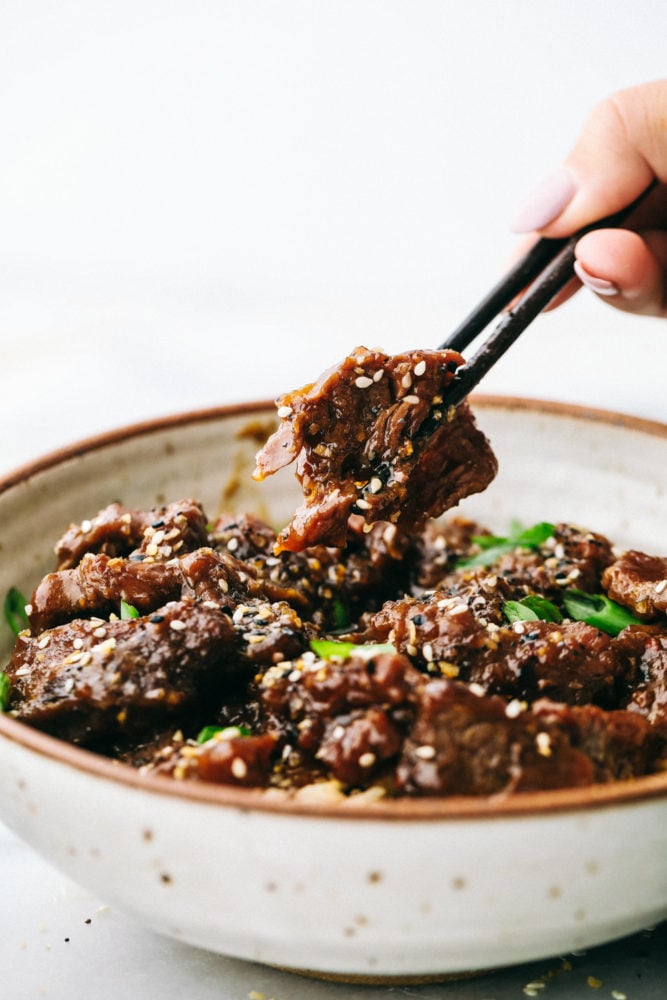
top-left (64, 678), bottom-right (75, 693)
top-left (655, 579), bottom-right (667, 595)
top-left (449, 603), bottom-right (469, 616)
top-left (93, 626), bottom-right (107, 639)
top-left (231, 757), bottom-right (248, 779)
top-left (145, 543), bottom-right (158, 557)
top-left (14, 666), bottom-right (30, 677)
top-left (513, 621), bottom-right (526, 634)
top-left (332, 725), bottom-right (346, 740)
top-left (468, 683), bottom-right (486, 697)
top-left (355, 498), bottom-right (371, 511)
top-left (227, 537), bottom-right (239, 552)
top-left (73, 637), bottom-right (84, 650)
top-left (505, 699), bottom-right (524, 718)
top-left (359, 752), bottom-right (376, 768)
top-left (413, 360), bottom-right (427, 376)
top-left (277, 405), bottom-right (293, 418)
top-left (535, 732), bottom-right (552, 757)
top-left (422, 643), bottom-right (434, 662)
top-left (403, 394), bottom-right (420, 404)
top-left (81, 520), bottom-right (93, 533)
top-left (401, 373), bottom-right (412, 389)
top-left (372, 369), bottom-right (384, 382)
top-left (24, 604), bottom-right (33, 617)
top-left (37, 635), bottom-right (50, 649)
top-left (169, 620), bottom-right (187, 632)
top-left (414, 744), bottom-right (436, 760)
top-left (368, 477), bottom-right (383, 494)
top-left (354, 375), bottom-right (373, 389)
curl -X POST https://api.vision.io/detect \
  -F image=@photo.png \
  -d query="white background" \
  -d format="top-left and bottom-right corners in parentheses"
top-left (2, 3), bottom-right (667, 997)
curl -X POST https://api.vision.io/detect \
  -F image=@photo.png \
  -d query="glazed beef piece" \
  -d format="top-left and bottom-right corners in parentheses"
top-left (602, 551), bottom-right (667, 620)
top-left (397, 680), bottom-right (661, 796)
top-left (28, 545), bottom-right (269, 634)
top-left (150, 728), bottom-right (279, 787)
top-left (5, 600), bottom-right (241, 744)
top-left (615, 625), bottom-right (667, 729)
top-left (254, 346), bottom-right (497, 552)
top-left (55, 499), bottom-right (210, 570)
top-left (259, 649), bottom-right (423, 788)
top-left (212, 510), bottom-right (413, 630)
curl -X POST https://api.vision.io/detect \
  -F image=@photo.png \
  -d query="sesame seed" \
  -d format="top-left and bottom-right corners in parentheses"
top-left (231, 757), bottom-right (248, 779)
top-left (81, 520), bottom-right (93, 533)
top-left (37, 635), bottom-right (50, 649)
top-left (169, 620), bottom-right (187, 632)
top-left (368, 477), bottom-right (383, 494)
top-left (414, 744), bottom-right (436, 760)
top-left (277, 405), bottom-right (293, 418)
top-left (413, 360), bottom-right (426, 376)
top-left (359, 752), bottom-right (376, 769)
top-left (24, 603), bottom-right (33, 617)
top-left (655, 579), bottom-right (667, 595)
top-left (355, 376), bottom-right (373, 389)
top-left (505, 699), bottom-right (524, 718)
top-left (73, 638), bottom-right (84, 650)
top-left (355, 498), bottom-right (371, 511)
top-left (401, 373), bottom-right (412, 389)
top-left (403, 394), bottom-right (420, 404)
top-left (422, 643), bottom-right (434, 662)
top-left (227, 537), bottom-right (239, 552)
top-left (64, 678), bottom-right (75, 693)
top-left (332, 725), bottom-right (346, 740)
top-left (535, 732), bottom-right (552, 757)
top-left (93, 627), bottom-right (107, 639)
top-left (449, 603), bottom-right (469, 617)
top-left (14, 666), bottom-right (30, 677)
top-left (468, 683), bottom-right (486, 697)
top-left (372, 369), bottom-right (384, 382)
top-left (145, 543), bottom-right (159, 557)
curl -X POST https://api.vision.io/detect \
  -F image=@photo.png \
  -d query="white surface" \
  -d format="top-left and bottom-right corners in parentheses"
top-left (2, 2), bottom-right (667, 996)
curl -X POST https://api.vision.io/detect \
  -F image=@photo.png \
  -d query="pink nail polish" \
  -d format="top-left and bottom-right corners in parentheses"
top-left (573, 260), bottom-right (619, 297)
top-left (511, 167), bottom-right (577, 233)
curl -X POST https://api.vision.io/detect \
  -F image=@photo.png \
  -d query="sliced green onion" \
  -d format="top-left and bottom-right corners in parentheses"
top-left (4, 587), bottom-right (30, 636)
top-left (330, 599), bottom-right (350, 630)
top-left (0, 672), bottom-right (10, 712)
top-left (503, 594), bottom-right (563, 624)
top-left (196, 724), bottom-right (250, 744)
top-left (562, 590), bottom-right (642, 636)
top-left (120, 599), bottom-right (140, 620)
top-left (456, 522), bottom-right (555, 569)
top-left (310, 638), bottom-right (396, 660)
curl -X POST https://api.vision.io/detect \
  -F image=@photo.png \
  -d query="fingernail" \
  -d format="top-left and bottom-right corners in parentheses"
top-left (573, 260), bottom-right (619, 297)
top-left (511, 167), bottom-right (577, 233)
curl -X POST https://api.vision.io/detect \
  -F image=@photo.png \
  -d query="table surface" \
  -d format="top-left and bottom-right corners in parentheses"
top-left (3, 2), bottom-right (667, 996)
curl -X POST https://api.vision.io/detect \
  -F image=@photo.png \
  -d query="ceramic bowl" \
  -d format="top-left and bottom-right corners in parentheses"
top-left (1, 397), bottom-right (667, 983)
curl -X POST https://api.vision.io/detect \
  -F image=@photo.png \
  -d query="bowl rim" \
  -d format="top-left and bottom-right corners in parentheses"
top-left (2, 394), bottom-right (667, 824)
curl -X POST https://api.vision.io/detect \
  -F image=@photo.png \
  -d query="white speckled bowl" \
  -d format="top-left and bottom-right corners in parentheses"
top-left (1, 397), bottom-right (667, 983)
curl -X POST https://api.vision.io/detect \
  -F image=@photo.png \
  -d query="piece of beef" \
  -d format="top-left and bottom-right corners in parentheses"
top-left (254, 346), bottom-right (497, 552)
top-left (6, 600), bottom-right (240, 744)
top-left (602, 551), bottom-right (667, 620)
top-left (396, 680), bottom-right (661, 796)
top-left (615, 625), bottom-right (667, 729)
top-left (55, 499), bottom-right (209, 570)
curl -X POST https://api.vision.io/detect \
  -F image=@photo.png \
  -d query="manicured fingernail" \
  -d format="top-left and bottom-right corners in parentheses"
top-left (511, 167), bottom-right (577, 233)
top-left (573, 260), bottom-right (620, 297)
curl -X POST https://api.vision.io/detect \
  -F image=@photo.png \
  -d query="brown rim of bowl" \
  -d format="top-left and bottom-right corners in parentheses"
top-left (1, 395), bottom-right (667, 823)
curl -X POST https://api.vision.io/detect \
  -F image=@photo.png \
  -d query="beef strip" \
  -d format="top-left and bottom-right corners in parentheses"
top-left (5, 600), bottom-right (240, 744)
top-left (602, 551), bottom-right (667, 620)
top-left (254, 346), bottom-right (497, 552)
top-left (396, 680), bottom-right (661, 796)
top-left (55, 499), bottom-right (209, 570)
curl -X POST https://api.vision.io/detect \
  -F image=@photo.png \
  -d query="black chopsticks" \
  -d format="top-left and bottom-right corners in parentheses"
top-left (440, 181), bottom-right (657, 406)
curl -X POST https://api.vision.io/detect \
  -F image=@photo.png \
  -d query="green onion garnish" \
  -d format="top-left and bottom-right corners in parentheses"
top-left (196, 724), bottom-right (250, 744)
top-left (4, 587), bottom-right (30, 636)
top-left (310, 639), bottom-right (396, 660)
top-left (0, 672), bottom-right (11, 712)
top-left (503, 595), bottom-right (562, 625)
top-left (456, 522), bottom-right (555, 569)
top-left (120, 599), bottom-right (140, 620)
top-left (562, 590), bottom-right (642, 636)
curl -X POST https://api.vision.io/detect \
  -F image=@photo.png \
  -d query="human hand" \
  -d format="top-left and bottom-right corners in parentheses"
top-left (511, 79), bottom-right (667, 317)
